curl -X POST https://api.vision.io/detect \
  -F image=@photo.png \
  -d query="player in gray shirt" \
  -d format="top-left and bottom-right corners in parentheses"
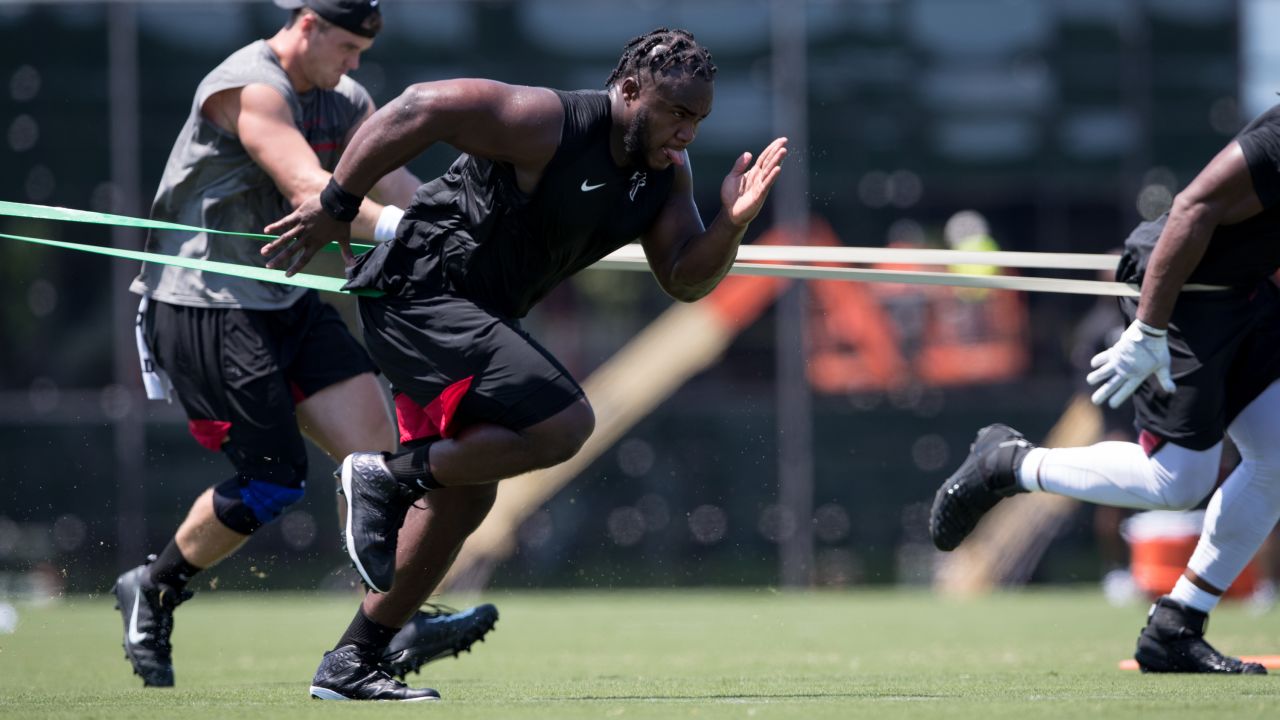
top-left (114, 0), bottom-right (495, 697)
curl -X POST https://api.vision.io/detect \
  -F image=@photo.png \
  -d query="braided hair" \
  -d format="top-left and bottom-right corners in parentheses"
top-left (605, 28), bottom-right (717, 88)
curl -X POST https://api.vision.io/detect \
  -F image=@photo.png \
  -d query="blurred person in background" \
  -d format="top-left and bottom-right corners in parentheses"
top-left (117, 0), bottom-right (496, 694)
top-left (930, 102), bottom-right (1280, 674)
top-left (262, 27), bottom-right (787, 700)
top-left (919, 210), bottom-right (1028, 386)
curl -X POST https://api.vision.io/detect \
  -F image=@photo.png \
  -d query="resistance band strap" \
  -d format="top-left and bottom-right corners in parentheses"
top-left (602, 242), bottom-right (1121, 271)
top-left (0, 199), bottom-right (375, 253)
top-left (0, 232), bottom-right (381, 297)
top-left (595, 257), bottom-right (1228, 297)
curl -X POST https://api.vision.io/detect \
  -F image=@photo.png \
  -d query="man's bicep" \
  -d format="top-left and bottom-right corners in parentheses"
top-left (435, 82), bottom-right (562, 167)
top-left (1183, 141), bottom-right (1266, 225)
top-left (1236, 122), bottom-right (1280, 210)
top-left (237, 84), bottom-right (327, 206)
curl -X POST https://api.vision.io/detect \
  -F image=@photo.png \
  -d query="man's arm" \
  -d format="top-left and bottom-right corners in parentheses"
top-left (262, 79), bottom-right (563, 274)
top-left (350, 104), bottom-right (421, 209)
top-left (1087, 139), bottom-right (1265, 408)
top-left (641, 137), bottom-right (788, 302)
top-left (1137, 141), bottom-right (1264, 328)
top-left (220, 84), bottom-right (389, 241)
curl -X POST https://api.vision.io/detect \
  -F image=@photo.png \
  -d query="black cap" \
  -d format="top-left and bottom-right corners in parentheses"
top-left (274, 0), bottom-right (382, 39)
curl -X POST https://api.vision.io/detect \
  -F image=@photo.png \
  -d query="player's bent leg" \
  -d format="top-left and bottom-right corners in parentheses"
top-left (1189, 380), bottom-right (1280, 597)
top-left (339, 399), bottom-right (594, 592)
top-left (429, 398), bottom-right (596, 486)
top-left (1028, 441), bottom-right (1221, 510)
top-left (929, 424), bottom-right (1033, 551)
top-left (174, 488), bottom-right (250, 567)
top-left (301, 373), bottom-right (500, 669)
top-left (366, 484), bottom-right (500, 677)
top-left (297, 372), bottom-right (397, 461)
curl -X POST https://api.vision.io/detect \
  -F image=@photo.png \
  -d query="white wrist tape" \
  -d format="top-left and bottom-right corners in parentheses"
top-left (374, 204), bottom-right (405, 243)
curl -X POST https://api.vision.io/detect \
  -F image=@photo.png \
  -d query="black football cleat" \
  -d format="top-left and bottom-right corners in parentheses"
top-left (929, 423), bottom-right (1033, 551)
top-left (112, 561), bottom-right (193, 687)
top-left (337, 452), bottom-right (423, 593)
top-left (380, 603), bottom-right (499, 679)
top-left (1135, 596), bottom-right (1267, 674)
top-left (309, 645), bottom-right (441, 701)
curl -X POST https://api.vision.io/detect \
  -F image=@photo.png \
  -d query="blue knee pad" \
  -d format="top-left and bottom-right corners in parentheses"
top-left (212, 467), bottom-right (306, 534)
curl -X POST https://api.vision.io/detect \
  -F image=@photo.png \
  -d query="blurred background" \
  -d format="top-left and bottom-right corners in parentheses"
top-left (0, 0), bottom-right (1273, 601)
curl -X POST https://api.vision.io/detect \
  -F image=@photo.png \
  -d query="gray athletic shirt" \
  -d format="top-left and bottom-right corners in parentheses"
top-left (130, 40), bottom-right (372, 309)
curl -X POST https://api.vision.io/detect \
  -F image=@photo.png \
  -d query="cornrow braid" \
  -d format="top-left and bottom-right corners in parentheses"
top-left (605, 27), bottom-right (717, 88)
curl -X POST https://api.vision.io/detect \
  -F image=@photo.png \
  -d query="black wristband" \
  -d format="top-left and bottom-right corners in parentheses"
top-left (319, 177), bottom-right (362, 222)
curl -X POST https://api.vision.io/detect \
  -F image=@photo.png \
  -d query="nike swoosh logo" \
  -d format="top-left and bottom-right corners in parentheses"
top-left (580, 180), bottom-right (606, 192)
top-left (127, 588), bottom-right (149, 645)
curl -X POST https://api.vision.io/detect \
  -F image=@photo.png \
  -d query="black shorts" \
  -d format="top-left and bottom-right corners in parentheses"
top-left (357, 292), bottom-right (585, 443)
top-left (145, 291), bottom-right (377, 466)
top-left (1123, 280), bottom-right (1280, 451)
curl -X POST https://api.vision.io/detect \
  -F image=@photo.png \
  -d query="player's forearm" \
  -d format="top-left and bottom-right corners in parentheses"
top-left (279, 168), bottom-right (384, 241)
top-left (1137, 195), bottom-right (1216, 328)
top-left (664, 212), bottom-right (748, 302)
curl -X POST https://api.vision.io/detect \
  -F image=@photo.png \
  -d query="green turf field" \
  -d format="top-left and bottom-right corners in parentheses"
top-left (0, 588), bottom-right (1276, 718)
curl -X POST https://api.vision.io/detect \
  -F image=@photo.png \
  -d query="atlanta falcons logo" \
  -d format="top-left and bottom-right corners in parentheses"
top-left (628, 171), bottom-right (647, 201)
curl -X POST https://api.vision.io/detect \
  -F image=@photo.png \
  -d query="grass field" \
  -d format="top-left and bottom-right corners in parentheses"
top-left (0, 588), bottom-right (1277, 719)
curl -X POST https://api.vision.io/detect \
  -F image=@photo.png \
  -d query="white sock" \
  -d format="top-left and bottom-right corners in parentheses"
top-left (1016, 447), bottom-right (1049, 492)
top-left (1168, 575), bottom-right (1221, 614)
top-left (1024, 441), bottom-right (1220, 510)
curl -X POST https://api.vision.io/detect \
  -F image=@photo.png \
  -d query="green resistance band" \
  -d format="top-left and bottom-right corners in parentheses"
top-left (0, 199), bottom-right (382, 296)
top-left (0, 199), bottom-right (376, 253)
top-left (0, 231), bottom-right (382, 297)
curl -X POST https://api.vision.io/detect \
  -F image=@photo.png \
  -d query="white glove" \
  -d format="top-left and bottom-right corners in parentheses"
top-left (1087, 319), bottom-right (1176, 409)
top-left (374, 204), bottom-right (405, 243)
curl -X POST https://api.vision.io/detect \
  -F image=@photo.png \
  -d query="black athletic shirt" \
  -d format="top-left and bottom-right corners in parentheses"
top-left (345, 89), bottom-right (675, 318)
top-left (1118, 104), bottom-right (1280, 288)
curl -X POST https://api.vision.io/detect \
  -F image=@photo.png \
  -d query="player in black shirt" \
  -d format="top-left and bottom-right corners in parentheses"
top-left (930, 106), bottom-right (1280, 674)
top-left (264, 28), bottom-right (787, 699)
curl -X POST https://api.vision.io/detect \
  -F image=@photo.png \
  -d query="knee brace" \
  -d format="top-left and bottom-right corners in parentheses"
top-left (212, 463), bottom-right (307, 535)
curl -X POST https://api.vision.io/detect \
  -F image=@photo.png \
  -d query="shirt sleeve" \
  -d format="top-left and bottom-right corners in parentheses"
top-left (1236, 108), bottom-right (1280, 209)
top-left (339, 78), bottom-right (375, 133)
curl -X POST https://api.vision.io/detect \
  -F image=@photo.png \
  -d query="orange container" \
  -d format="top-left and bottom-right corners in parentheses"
top-left (1123, 511), bottom-right (1258, 599)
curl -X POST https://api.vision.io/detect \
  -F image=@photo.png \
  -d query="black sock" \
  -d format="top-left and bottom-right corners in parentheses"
top-left (384, 442), bottom-right (443, 493)
top-left (335, 609), bottom-right (400, 656)
top-left (147, 539), bottom-right (201, 591)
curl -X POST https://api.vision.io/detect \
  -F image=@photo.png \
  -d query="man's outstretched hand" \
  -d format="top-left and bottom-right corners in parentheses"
top-left (721, 137), bottom-right (788, 227)
top-left (262, 197), bottom-right (353, 277)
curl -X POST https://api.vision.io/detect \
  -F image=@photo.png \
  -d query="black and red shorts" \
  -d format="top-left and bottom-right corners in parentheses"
top-left (1123, 280), bottom-right (1280, 452)
top-left (144, 291), bottom-right (377, 465)
top-left (357, 292), bottom-right (585, 445)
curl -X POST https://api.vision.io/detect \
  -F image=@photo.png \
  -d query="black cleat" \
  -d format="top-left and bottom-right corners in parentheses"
top-left (929, 423), bottom-right (1032, 551)
top-left (380, 603), bottom-right (499, 679)
top-left (1135, 596), bottom-right (1267, 674)
top-left (337, 452), bottom-right (423, 593)
top-left (309, 645), bottom-right (441, 701)
top-left (111, 561), bottom-right (193, 687)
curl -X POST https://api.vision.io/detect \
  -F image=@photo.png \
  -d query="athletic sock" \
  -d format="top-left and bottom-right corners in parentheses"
top-left (335, 608), bottom-right (400, 657)
top-left (1016, 447), bottom-right (1050, 492)
top-left (1169, 575), bottom-right (1222, 614)
top-left (147, 538), bottom-right (201, 591)
top-left (384, 443), bottom-right (443, 493)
